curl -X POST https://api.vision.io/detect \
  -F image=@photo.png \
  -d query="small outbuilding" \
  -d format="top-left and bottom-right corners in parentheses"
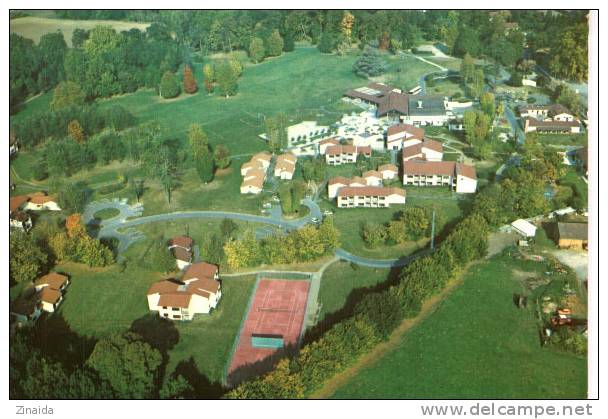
top-left (557, 222), bottom-right (588, 250)
top-left (511, 219), bottom-right (537, 238)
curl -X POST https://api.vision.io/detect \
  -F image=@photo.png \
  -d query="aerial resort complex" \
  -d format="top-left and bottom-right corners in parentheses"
top-left (8, 8), bottom-right (593, 406)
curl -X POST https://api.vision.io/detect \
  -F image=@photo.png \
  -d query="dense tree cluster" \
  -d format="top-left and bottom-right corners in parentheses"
top-left (278, 181), bottom-right (307, 215)
top-left (10, 103), bottom-right (136, 149)
top-left (362, 207), bottom-right (435, 248)
top-left (224, 219), bottom-right (340, 270)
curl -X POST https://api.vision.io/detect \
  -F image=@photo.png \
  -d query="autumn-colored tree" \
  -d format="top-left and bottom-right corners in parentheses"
top-left (65, 213), bottom-right (85, 238)
top-left (182, 64), bottom-right (197, 94)
top-left (67, 120), bottom-right (85, 143)
top-left (379, 31), bottom-right (390, 50)
top-left (340, 11), bottom-right (355, 45)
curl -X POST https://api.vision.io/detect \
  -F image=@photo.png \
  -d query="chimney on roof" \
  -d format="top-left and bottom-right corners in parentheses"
top-left (417, 101), bottom-right (423, 109)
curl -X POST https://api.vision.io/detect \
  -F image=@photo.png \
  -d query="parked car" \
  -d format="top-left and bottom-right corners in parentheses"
top-left (323, 210), bottom-right (333, 216)
top-left (311, 217), bottom-right (320, 224)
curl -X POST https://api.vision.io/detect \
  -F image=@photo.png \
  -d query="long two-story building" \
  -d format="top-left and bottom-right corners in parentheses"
top-left (337, 186), bottom-right (406, 208)
top-left (402, 160), bottom-right (477, 193)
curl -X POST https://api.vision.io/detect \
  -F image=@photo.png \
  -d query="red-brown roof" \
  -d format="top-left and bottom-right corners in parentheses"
top-left (378, 91), bottom-right (410, 116)
top-left (338, 186), bottom-right (406, 198)
top-left (39, 287), bottom-right (62, 305)
top-left (525, 118), bottom-right (580, 128)
top-left (402, 139), bottom-right (444, 159)
top-left (10, 195), bottom-right (30, 212)
top-left (147, 279), bottom-right (181, 295)
top-left (171, 247), bottom-right (192, 262)
top-left (328, 176), bottom-right (352, 186)
top-left (158, 293), bottom-right (192, 308)
top-left (363, 170), bottom-right (382, 179)
top-left (169, 236), bottom-right (193, 249)
top-left (319, 138), bottom-right (340, 146)
top-left (35, 273), bottom-right (69, 290)
top-left (403, 160), bottom-right (457, 176)
top-left (378, 163), bottom-right (398, 173)
top-left (28, 192), bottom-right (57, 205)
top-left (182, 262), bottom-right (219, 282)
top-left (456, 163), bottom-right (477, 180)
top-left (387, 123), bottom-right (425, 138)
top-left (187, 278), bottom-right (220, 295)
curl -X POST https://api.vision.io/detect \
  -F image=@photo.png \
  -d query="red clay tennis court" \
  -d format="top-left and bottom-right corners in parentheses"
top-left (228, 279), bottom-right (310, 380)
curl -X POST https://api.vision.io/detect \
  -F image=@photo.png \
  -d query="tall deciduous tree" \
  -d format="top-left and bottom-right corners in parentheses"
top-left (51, 81), bottom-right (86, 110)
top-left (215, 60), bottom-right (238, 97)
top-left (249, 37), bottom-right (265, 63)
top-left (266, 30), bottom-right (284, 57)
top-left (9, 232), bottom-right (48, 284)
top-left (87, 332), bottom-right (163, 399)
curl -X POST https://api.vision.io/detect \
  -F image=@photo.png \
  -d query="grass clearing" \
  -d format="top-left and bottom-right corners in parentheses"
top-left (382, 53), bottom-right (437, 91)
top-left (318, 261), bottom-right (391, 320)
top-left (47, 261), bottom-right (256, 384)
top-left (331, 254), bottom-right (587, 399)
top-left (93, 208), bottom-right (120, 220)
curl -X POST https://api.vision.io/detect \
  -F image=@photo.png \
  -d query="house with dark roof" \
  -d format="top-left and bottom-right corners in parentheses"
top-left (519, 104), bottom-right (581, 134)
top-left (344, 83), bottom-right (452, 126)
top-left (147, 262), bottom-right (222, 320)
top-left (557, 222), bottom-right (588, 250)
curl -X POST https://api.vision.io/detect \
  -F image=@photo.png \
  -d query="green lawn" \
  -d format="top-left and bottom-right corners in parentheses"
top-left (318, 261), bottom-right (391, 320)
top-left (331, 254), bottom-right (588, 399)
top-left (540, 133), bottom-right (587, 147)
top-left (428, 77), bottom-right (467, 98)
top-left (92, 47), bottom-right (364, 156)
top-left (383, 53), bottom-right (437, 91)
top-left (93, 207), bottom-right (120, 220)
top-left (48, 261), bottom-right (256, 384)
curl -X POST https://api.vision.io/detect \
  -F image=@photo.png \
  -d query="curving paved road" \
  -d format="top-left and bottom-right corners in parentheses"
top-left (84, 197), bottom-right (421, 268)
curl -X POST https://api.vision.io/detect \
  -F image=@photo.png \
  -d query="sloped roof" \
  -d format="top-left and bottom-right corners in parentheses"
top-left (378, 163), bottom-right (398, 173)
top-left (338, 186), bottom-right (406, 198)
top-left (455, 163), bottom-right (477, 180)
top-left (158, 293), bottom-right (192, 309)
top-left (378, 92), bottom-right (409, 116)
top-left (35, 273), bottom-right (69, 290)
top-left (387, 123), bottom-right (425, 138)
top-left (28, 192), bottom-right (57, 205)
top-left (558, 222), bottom-right (588, 241)
top-left (169, 236), bottom-right (193, 249)
top-left (171, 247), bottom-right (193, 262)
top-left (39, 287), bottom-right (62, 305)
top-left (363, 170), bottom-right (382, 179)
top-left (10, 195), bottom-right (30, 212)
top-left (403, 160), bottom-right (456, 176)
top-left (182, 262), bottom-right (219, 282)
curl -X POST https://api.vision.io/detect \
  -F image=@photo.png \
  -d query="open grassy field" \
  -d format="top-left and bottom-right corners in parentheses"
top-left (330, 254), bottom-right (587, 399)
top-left (318, 261), bottom-right (391, 321)
top-left (93, 47), bottom-right (366, 156)
top-left (382, 53), bottom-right (437, 91)
top-left (42, 261), bottom-right (256, 384)
top-left (10, 16), bottom-right (150, 46)
top-left (428, 76), bottom-right (467, 98)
